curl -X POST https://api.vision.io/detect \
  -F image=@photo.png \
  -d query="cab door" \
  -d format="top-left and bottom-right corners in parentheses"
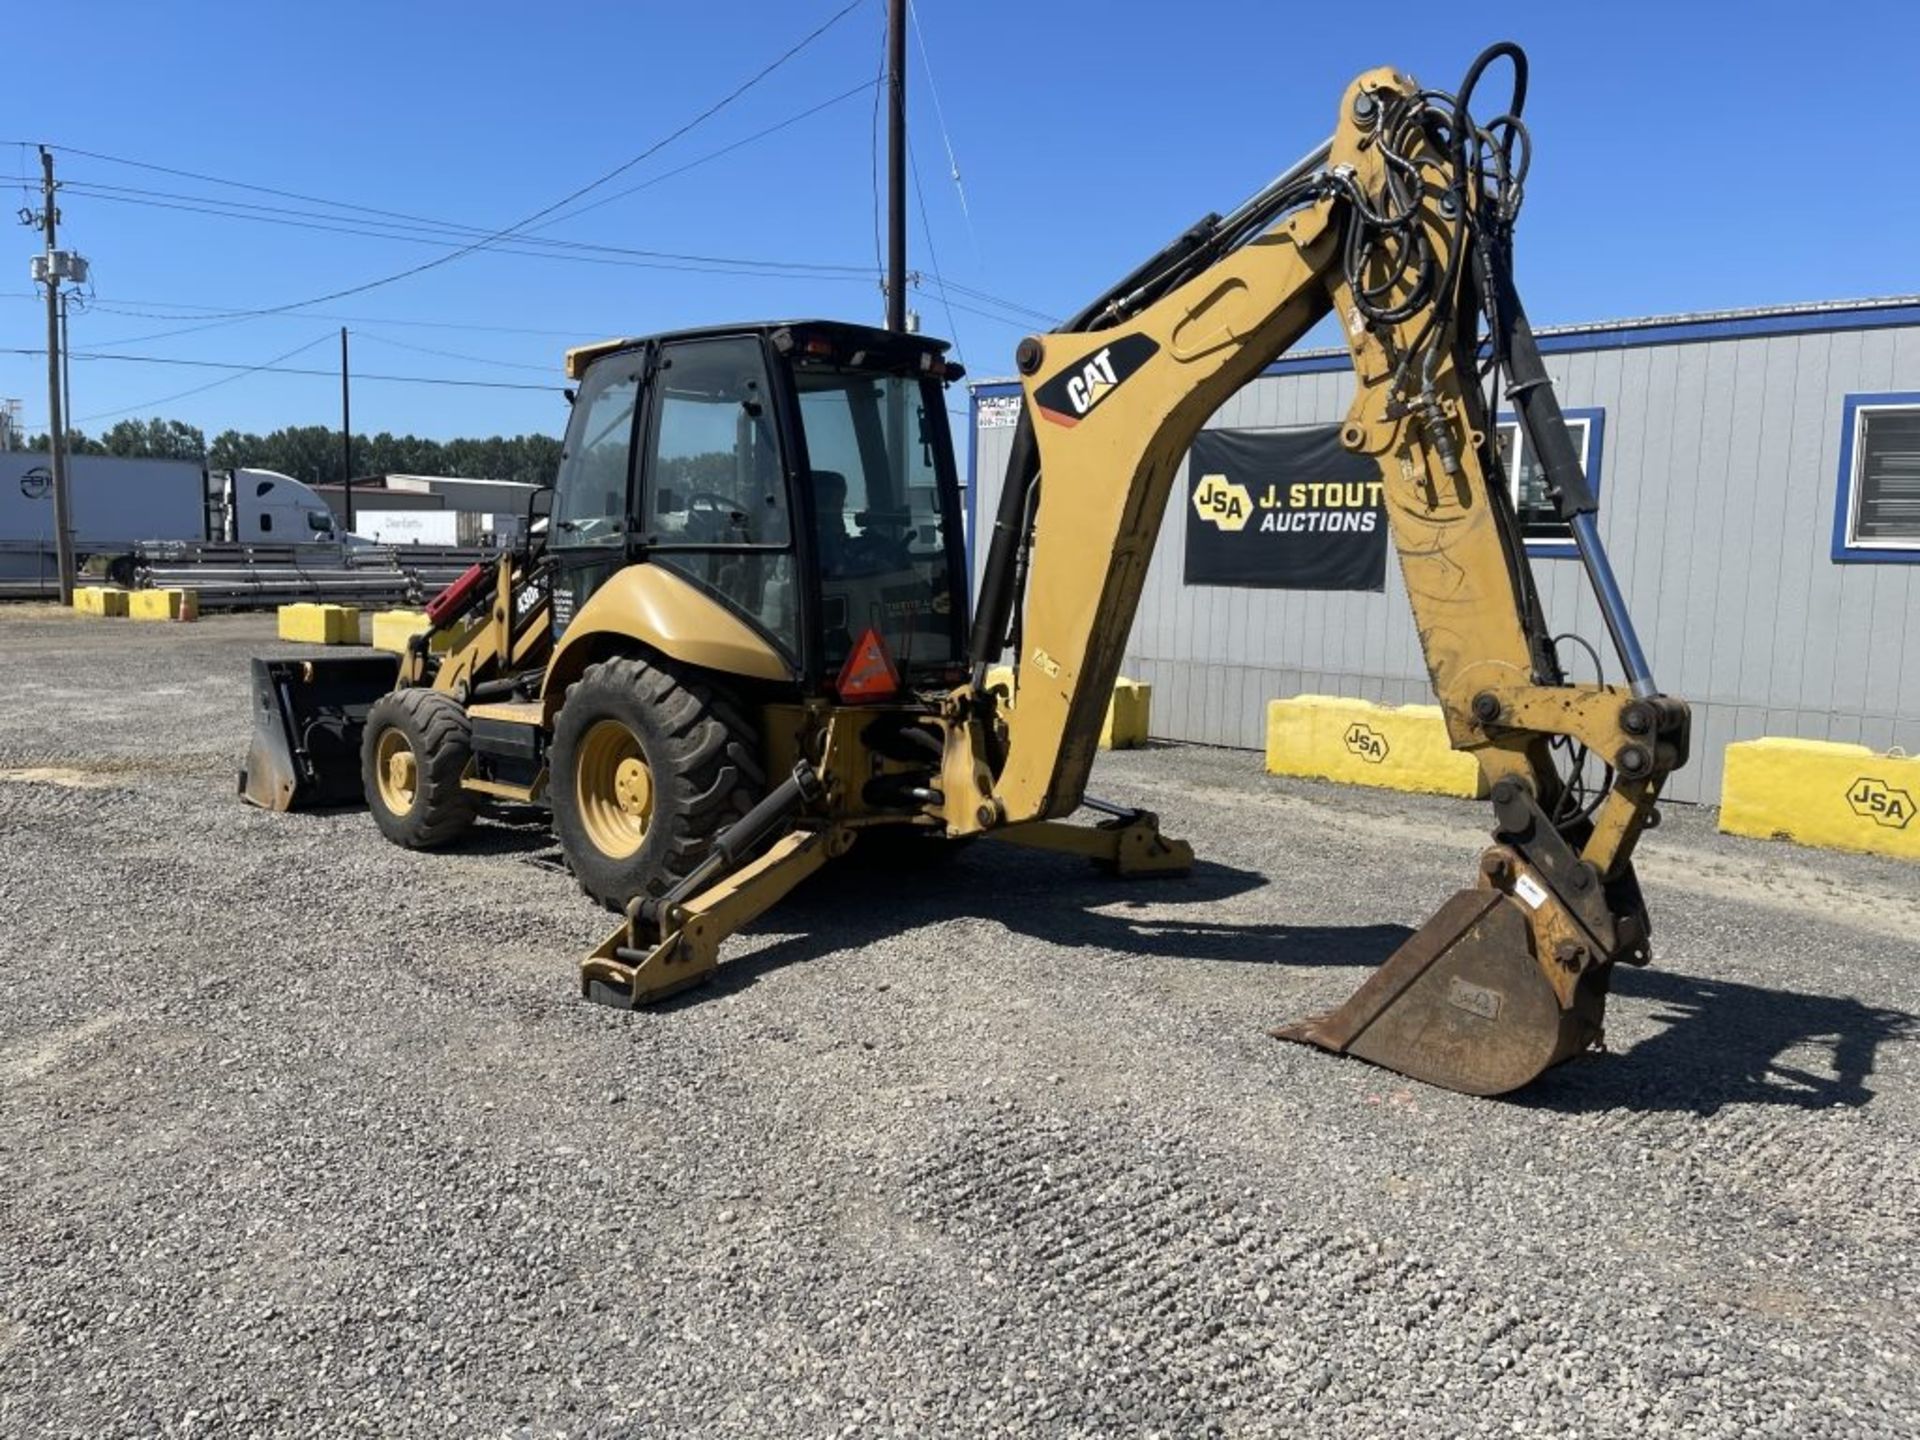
top-left (548, 346), bottom-right (647, 636)
top-left (635, 334), bottom-right (803, 665)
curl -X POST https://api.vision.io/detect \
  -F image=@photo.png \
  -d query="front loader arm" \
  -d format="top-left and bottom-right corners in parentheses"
top-left (960, 48), bottom-right (1690, 1094)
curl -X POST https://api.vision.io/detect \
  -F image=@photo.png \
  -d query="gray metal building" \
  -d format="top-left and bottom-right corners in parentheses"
top-left (968, 296), bottom-right (1920, 805)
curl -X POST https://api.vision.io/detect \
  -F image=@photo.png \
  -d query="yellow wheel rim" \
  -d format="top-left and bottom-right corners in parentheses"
top-left (374, 726), bottom-right (418, 814)
top-left (575, 718), bottom-right (653, 860)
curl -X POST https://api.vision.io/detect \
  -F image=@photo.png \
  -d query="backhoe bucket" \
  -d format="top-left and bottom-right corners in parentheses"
top-left (237, 656), bottom-right (398, 812)
top-left (1273, 889), bottom-right (1608, 1096)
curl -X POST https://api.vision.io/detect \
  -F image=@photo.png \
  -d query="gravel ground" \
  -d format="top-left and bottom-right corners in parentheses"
top-left (1, 607), bottom-right (1916, 1439)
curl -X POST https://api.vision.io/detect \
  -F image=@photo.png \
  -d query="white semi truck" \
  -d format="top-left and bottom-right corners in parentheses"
top-left (217, 468), bottom-right (339, 544)
top-left (0, 456), bottom-right (338, 588)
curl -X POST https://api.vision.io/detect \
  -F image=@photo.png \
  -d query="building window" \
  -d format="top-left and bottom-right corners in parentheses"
top-left (1832, 394), bottom-right (1920, 563)
top-left (1493, 408), bottom-right (1604, 558)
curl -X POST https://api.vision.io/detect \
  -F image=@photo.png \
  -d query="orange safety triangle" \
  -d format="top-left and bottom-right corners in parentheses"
top-left (836, 626), bottom-right (901, 701)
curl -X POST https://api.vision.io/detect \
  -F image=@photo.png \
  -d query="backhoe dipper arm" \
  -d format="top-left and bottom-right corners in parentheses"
top-left (960, 46), bottom-right (1691, 1095)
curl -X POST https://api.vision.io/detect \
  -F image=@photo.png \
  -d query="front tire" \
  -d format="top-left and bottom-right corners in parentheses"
top-left (361, 688), bottom-right (478, 848)
top-left (548, 655), bottom-right (764, 910)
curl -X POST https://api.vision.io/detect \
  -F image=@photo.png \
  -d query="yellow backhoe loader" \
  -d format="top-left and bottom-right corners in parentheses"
top-left (241, 44), bottom-right (1688, 1096)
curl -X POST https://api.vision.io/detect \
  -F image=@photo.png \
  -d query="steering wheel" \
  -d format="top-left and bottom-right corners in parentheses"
top-left (684, 490), bottom-right (748, 542)
top-left (837, 531), bottom-right (912, 575)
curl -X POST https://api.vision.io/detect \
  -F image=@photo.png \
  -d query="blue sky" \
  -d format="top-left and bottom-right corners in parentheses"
top-left (6, 1), bottom-right (1918, 448)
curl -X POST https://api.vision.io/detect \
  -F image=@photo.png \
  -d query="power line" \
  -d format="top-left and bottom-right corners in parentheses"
top-left (19, 74), bottom-right (882, 335)
top-left (18, 72), bottom-right (882, 347)
top-left (909, 143), bottom-right (964, 365)
top-left (5, 345), bottom-right (558, 397)
top-left (521, 76), bottom-right (881, 232)
top-left (906, 0), bottom-right (980, 263)
top-left (103, 0), bottom-right (868, 324)
top-left (57, 296), bottom-right (593, 339)
top-left (45, 179), bottom-right (875, 276)
top-left (915, 293), bottom-right (1043, 332)
top-left (868, 1), bottom-right (888, 306)
top-left (64, 333), bottom-right (335, 425)
top-left (351, 329), bottom-right (553, 374)
top-left (51, 82), bottom-right (883, 246)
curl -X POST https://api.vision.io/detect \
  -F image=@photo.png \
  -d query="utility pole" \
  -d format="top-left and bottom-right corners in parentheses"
top-left (885, 0), bottom-right (907, 333)
top-left (59, 291), bottom-right (73, 441)
top-left (340, 327), bottom-right (353, 531)
top-left (35, 147), bottom-right (75, 604)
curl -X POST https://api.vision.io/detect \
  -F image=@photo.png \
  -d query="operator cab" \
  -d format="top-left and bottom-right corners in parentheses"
top-left (548, 320), bottom-right (968, 693)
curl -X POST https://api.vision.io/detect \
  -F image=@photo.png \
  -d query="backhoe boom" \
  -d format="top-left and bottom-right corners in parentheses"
top-left (951, 45), bottom-right (1690, 1093)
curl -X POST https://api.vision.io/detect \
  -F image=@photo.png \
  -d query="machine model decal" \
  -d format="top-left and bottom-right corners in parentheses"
top-left (1032, 334), bottom-right (1159, 427)
top-left (1446, 977), bottom-right (1504, 1022)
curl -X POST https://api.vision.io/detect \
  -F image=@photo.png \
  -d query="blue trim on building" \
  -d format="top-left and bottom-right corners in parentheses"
top-left (1832, 391), bottom-right (1920, 565)
top-left (1250, 302), bottom-right (1920, 381)
top-left (968, 302), bottom-right (1920, 393)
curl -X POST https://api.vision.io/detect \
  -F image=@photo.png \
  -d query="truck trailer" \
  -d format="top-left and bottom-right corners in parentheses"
top-left (0, 456), bottom-right (339, 592)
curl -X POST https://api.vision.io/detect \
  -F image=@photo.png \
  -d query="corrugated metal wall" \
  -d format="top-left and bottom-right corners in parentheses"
top-left (969, 306), bottom-right (1920, 805)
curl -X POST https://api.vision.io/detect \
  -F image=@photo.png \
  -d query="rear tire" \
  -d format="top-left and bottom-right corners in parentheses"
top-left (361, 688), bottom-right (478, 848)
top-left (548, 655), bottom-right (764, 911)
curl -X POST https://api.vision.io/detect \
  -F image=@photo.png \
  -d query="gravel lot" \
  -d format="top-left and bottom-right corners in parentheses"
top-left (2, 607), bottom-right (1916, 1438)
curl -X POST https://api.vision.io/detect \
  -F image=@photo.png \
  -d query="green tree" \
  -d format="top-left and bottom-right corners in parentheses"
top-left (25, 429), bottom-right (106, 455)
top-left (42, 416), bottom-right (564, 487)
top-left (101, 416), bottom-right (206, 460)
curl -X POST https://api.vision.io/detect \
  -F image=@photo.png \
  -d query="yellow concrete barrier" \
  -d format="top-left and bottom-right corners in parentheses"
top-left (983, 665), bottom-right (1151, 751)
top-left (73, 586), bottom-right (129, 617)
top-left (277, 603), bottom-right (360, 645)
top-left (369, 608), bottom-right (455, 656)
top-left (129, 588), bottom-right (198, 622)
top-left (1265, 694), bottom-right (1486, 798)
top-left (1102, 676), bottom-right (1150, 750)
top-left (1720, 738), bottom-right (1919, 862)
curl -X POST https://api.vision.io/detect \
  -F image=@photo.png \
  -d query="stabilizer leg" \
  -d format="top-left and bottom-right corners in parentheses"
top-left (987, 806), bottom-right (1194, 877)
top-left (580, 825), bottom-right (850, 1007)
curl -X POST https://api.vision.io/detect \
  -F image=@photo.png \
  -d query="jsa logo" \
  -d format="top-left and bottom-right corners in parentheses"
top-left (1192, 473), bottom-right (1253, 532)
top-left (1064, 348), bottom-right (1119, 415)
top-left (1847, 777), bottom-right (1914, 829)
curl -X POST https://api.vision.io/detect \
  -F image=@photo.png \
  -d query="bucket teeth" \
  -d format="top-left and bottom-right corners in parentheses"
top-left (1274, 888), bottom-right (1608, 1097)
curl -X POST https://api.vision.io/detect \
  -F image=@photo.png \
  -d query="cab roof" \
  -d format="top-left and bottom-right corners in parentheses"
top-left (563, 319), bottom-right (954, 380)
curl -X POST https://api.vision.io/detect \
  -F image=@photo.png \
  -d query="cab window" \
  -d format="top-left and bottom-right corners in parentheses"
top-left (552, 352), bottom-right (643, 548)
top-left (645, 337), bottom-right (798, 652)
top-left (646, 338), bottom-right (790, 547)
top-left (795, 368), bottom-right (959, 675)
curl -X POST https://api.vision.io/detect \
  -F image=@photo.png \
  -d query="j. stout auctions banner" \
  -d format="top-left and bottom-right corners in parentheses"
top-left (1184, 425), bottom-right (1388, 590)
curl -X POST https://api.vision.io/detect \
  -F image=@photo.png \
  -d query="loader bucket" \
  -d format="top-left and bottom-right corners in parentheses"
top-left (237, 655), bottom-right (398, 812)
top-left (1273, 888), bottom-right (1608, 1096)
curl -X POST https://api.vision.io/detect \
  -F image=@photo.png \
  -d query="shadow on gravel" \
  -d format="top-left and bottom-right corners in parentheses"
top-left (655, 841), bottom-right (1416, 1009)
top-left (463, 814), bottom-right (566, 860)
top-left (1518, 967), bottom-right (1918, 1116)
